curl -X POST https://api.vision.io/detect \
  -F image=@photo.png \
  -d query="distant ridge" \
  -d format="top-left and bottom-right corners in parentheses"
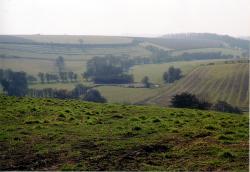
top-left (161, 33), bottom-right (250, 51)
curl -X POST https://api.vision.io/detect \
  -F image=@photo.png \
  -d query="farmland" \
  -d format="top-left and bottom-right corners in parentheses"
top-left (148, 62), bottom-right (249, 109)
top-left (171, 48), bottom-right (243, 57)
top-left (95, 86), bottom-right (161, 104)
top-left (0, 43), bottom-right (152, 75)
top-left (131, 59), bottom-right (225, 84)
top-left (0, 95), bottom-right (249, 170)
top-left (0, 35), bottom-right (152, 76)
top-left (0, 34), bottom-right (249, 108)
top-left (29, 83), bottom-right (161, 104)
top-left (15, 35), bottom-right (134, 44)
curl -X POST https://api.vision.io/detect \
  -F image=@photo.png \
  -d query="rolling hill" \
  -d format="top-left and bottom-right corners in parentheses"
top-left (136, 33), bottom-right (250, 51)
top-left (0, 95), bottom-right (248, 170)
top-left (0, 34), bottom-right (248, 107)
top-left (147, 61), bottom-right (249, 109)
top-left (0, 35), bottom-right (134, 45)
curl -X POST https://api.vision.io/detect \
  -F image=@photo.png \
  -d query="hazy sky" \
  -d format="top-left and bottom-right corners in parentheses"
top-left (0, 0), bottom-right (250, 36)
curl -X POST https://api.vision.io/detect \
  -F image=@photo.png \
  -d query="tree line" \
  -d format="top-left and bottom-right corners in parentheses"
top-left (37, 71), bottom-right (78, 83)
top-left (171, 92), bottom-right (242, 114)
top-left (28, 84), bottom-right (106, 103)
top-left (0, 69), bottom-right (106, 103)
top-left (83, 54), bottom-right (184, 85)
top-left (146, 45), bottom-right (237, 63)
top-left (84, 55), bottom-right (134, 84)
top-left (0, 69), bottom-right (28, 97)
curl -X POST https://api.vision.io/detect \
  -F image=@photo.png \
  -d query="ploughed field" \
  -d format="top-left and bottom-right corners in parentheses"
top-left (0, 95), bottom-right (248, 171)
top-left (149, 62), bottom-right (249, 109)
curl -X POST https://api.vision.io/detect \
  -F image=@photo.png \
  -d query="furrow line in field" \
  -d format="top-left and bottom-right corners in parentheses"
top-left (226, 64), bottom-right (242, 106)
top-left (175, 67), bottom-right (208, 93)
top-left (222, 74), bottom-right (234, 103)
top-left (239, 67), bottom-right (249, 107)
top-left (231, 64), bottom-right (246, 106)
top-left (213, 73), bottom-right (230, 102)
top-left (184, 67), bottom-right (211, 94)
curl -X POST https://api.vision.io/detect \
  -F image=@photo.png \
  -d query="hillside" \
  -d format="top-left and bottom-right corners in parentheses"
top-left (148, 62), bottom-right (249, 109)
top-left (0, 34), bottom-right (248, 107)
top-left (0, 35), bottom-right (134, 45)
top-left (0, 38), bottom-right (151, 75)
top-left (136, 37), bottom-right (224, 50)
top-left (134, 33), bottom-right (250, 51)
top-left (0, 95), bottom-right (249, 171)
top-left (161, 33), bottom-right (250, 51)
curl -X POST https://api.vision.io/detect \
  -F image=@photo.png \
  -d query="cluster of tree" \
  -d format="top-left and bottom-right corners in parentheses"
top-left (26, 75), bottom-right (37, 83)
top-left (84, 55), bottom-right (134, 84)
top-left (55, 56), bottom-right (65, 73)
top-left (212, 101), bottom-right (242, 114)
top-left (141, 76), bottom-right (151, 88)
top-left (145, 46), bottom-right (170, 63)
top-left (28, 84), bottom-right (106, 103)
top-left (0, 69), bottom-right (28, 97)
top-left (170, 92), bottom-right (242, 114)
top-left (0, 69), bottom-right (105, 103)
top-left (37, 71), bottom-right (77, 83)
top-left (163, 66), bottom-right (182, 83)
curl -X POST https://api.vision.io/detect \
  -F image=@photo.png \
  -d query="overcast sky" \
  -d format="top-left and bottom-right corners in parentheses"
top-left (0, 0), bottom-right (249, 37)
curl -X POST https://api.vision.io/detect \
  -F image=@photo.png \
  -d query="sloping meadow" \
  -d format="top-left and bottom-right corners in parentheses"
top-left (0, 95), bottom-right (248, 171)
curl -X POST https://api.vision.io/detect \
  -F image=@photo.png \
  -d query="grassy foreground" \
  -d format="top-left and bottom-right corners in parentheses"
top-left (0, 95), bottom-right (249, 171)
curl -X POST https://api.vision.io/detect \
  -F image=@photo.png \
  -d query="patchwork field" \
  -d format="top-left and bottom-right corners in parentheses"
top-left (148, 62), bottom-right (249, 109)
top-left (0, 43), bottom-right (152, 75)
top-left (0, 35), bottom-right (248, 109)
top-left (0, 95), bottom-right (248, 170)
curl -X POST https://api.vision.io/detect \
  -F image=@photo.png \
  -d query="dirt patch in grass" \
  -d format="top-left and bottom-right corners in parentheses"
top-left (0, 141), bottom-right (66, 170)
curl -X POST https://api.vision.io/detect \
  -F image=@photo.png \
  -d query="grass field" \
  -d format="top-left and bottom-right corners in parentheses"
top-left (0, 35), bottom-right (248, 108)
top-left (95, 86), bottom-right (161, 104)
top-left (148, 62), bottom-right (249, 109)
top-left (0, 58), bottom-right (87, 76)
top-left (138, 37), bottom-right (224, 50)
top-left (30, 83), bottom-right (161, 104)
top-left (130, 59), bottom-right (225, 84)
top-left (171, 48), bottom-right (243, 57)
top-left (0, 43), bottom-right (152, 76)
top-left (15, 35), bottom-right (134, 44)
top-left (0, 95), bottom-right (248, 170)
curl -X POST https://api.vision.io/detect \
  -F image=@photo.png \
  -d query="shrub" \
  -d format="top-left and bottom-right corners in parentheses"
top-left (170, 92), bottom-right (211, 109)
top-left (219, 151), bottom-right (235, 160)
top-left (152, 118), bottom-right (161, 123)
top-left (59, 113), bottom-right (66, 118)
top-left (171, 93), bottom-right (243, 113)
top-left (212, 101), bottom-right (242, 114)
top-left (132, 126), bottom-right (142, 131)
top-left (25, 120), bottom-right (40, 124)
top-left (205, 125), bottom-right (217, 130)
top-left (218, 135), bottom-right (233, 140)
top-left (65, 109), bottom-right (70, 113)
top-left (83, 89), bottom-right (106, 103)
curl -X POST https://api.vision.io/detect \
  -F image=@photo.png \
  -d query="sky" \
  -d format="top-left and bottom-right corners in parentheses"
top-left (0, 0), bottom-right (250, 37)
